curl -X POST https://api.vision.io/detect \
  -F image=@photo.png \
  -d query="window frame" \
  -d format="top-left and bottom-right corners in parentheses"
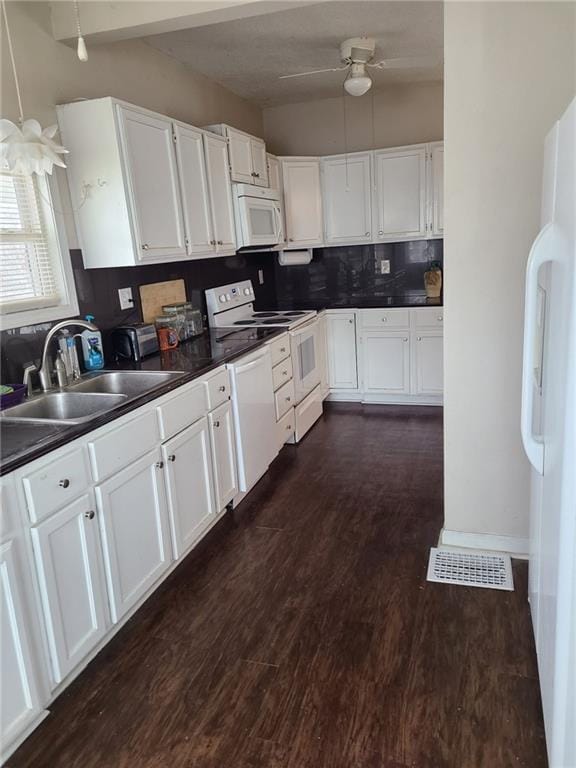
top-left (0, 171), bottom-right (78, 331)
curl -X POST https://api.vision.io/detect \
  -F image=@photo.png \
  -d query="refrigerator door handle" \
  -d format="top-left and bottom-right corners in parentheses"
top-left (521, 222), bottom-right (555, 474)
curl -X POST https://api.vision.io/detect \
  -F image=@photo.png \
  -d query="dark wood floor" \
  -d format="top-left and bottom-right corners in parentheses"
top-left (10, 404), bottom-right (547, 768)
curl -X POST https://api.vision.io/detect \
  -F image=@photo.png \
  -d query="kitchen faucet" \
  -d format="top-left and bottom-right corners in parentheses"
top-left (24, 318), bottom-right (98, 393)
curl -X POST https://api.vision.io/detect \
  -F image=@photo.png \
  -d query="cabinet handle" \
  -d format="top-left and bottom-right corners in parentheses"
top-left (438, 316), bottom-right (443, 321)
top-left (403, 337), bottom-right (408, 342)
top-left (251, 172), bottom-right (256, 177)
top-left (155, 461), bottom-right (164, 469)
top-left (365, 231), bottom-right (370, 236)
top-left (219, 385), bottom-right (226, 392)
top-left (286, 396), bottom-right (291, 402)
top-left (381, 317), bottom-right (388, 322)
top-left (378, 230), bottom-right (383, 236)
top-left (210, 239), bottom-right (216, 246)
top-left (255, 172), bottom-right (260, 178)
top-left (280, 347), bottom-right (286, 353)
top-left (214, 420), bottom-right (220, 427)
top-left (84, 510), bottom-right (95, 520)
top-left (217, 240), bottom-right (223, 245)
top-left (59, 478), bottom-right (70, 488)
top-left (417, 336), bottom-right (422, 341)
top-left (168, 454), bottom-right (176, 462)
top-left (348, 319), bottom-right (354, 324)
top-left (142, 243), bottom-right (149, 250)
top-left (287, 424), bottom-right (292, 430)
top-left (282, 370), bottom-right (288, 376)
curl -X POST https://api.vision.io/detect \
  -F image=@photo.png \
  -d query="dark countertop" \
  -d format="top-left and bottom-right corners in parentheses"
top-left (267, 294), bottom-right (443, 311)
top-left (1, 327), bottom-right (283, 476)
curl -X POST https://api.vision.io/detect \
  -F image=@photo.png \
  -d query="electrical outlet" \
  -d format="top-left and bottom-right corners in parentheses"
top-left (258, 269), bottom-right (264, 285)
top-left (118, 287), bottom-right (134, 311)
top-left (380, 259), bottom-right (391, 275)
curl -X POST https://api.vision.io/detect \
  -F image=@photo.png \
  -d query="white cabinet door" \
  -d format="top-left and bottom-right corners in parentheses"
top-left (174, 124), bottom-right (214, 257)
top-left (227, 127), bottom-right (253, 184)
top-left (96, 449), bottom-right (172, 623)
top-left (117, 106), bottom-right (187, 262)
top-left (322, 152), bottom-right (372, 244)
top-left (251, 138), bottom-right (269, 187)
top-left (208, 401), bottom-right (238, 512)
top-left (162, 418), bottom-right (215, 559)
top-left (0, 539), bottom-right (44, 750)
top-left (204, 134), bottom-right (237, 253)
top-left (326, 312), bottom-right (358, 390)
top-left (413, 331), bottom-right (443, 395)
top-left (430, 142), bottom-right (444, 237)
top-left (267, 153), bottom-right (282, 192)
top-left (31, 493), bottom-right (108, 684)
top-left (374, 145), bottom-right (427, 240)
top-left (361, 332), bottom-right (411, 394)
top-left (281, 158), bottom-right (323, 246)
top-left (316, 312), bottom-right (329, 399)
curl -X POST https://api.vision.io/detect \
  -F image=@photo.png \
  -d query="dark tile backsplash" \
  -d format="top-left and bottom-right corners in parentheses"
top-left (272, 240), bottom-right (443, 309)
top-left (1, 240), bottom-right (442, 383)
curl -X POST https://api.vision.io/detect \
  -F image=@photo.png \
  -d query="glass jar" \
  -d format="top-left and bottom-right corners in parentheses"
top-left (161, 304), bottom-right (186, 341)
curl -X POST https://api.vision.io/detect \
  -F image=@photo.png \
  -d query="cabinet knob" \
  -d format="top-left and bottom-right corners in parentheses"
top-left (403, 337), bottom-right (408, 342)
top-left (59, 478), bottom-right (70, 488)
top-left (214, 420), bottom-right (220, 427)
top-left (155, 461), bottom-right (164, 469)
top-left (286, 396), bottom-right (291, 402)
top-left (348, 319), bottom-right (354, 324)
top-left (378, 230), bottom-right (383, 236)
top-left (255, 172), bottom-right (260, 178)
top-left (282, 370), bottom-right (288, 376)
top-left (210, 239), bottom-right (216, 246)
top-left (168, 454), bottom-right (176, 462)
top-left (288, 238), bottom-right (294, 242)
top-left (84, 510), bottom-right (95, 520)
top-left (251, 172), bottom-right (256, 177)
top-left (417, 336), bottom-right (422, 341)
top-left (217, 240), bottom-right (223, 245)
top-left (219, 385), bottom-right (226, 392)
top-left (142, 243), bottom-right (149, 250)
top-left (381, 317), bottom-right (388, 322)
top-left (365, 231), bottom-right (370, 237)
top-left (286, 424), bottom-right (292, 431)
top-left (438, 316), bottom-right (443, 321)
top-left (280, 347), bottom-right (286, 353)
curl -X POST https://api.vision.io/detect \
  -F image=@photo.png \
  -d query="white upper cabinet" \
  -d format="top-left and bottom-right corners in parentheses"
top-left (203, 134), bottom-right (237, 254)
top-left (205, 124), bottom-right (269, 186)
top-left (430, 141), bottom-right (444, 237)
top-left (322, 152), bottom-right (372, 244)
top-left (173, 123), bottom-right (214, 258)
top-left (281, 157), bottom-right (324, 247)
top-left (373, 144), bottom-right (427, 241)
top-left (117, 106), bottom-right (187, 262)
top-left (267, 153), bottom-right (282, 192)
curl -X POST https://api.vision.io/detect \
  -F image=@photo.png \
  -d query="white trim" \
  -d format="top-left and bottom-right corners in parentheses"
top-left (0, 172), bottom-right (78, 331)
top-left (439, 528), bottom-right (529, 559)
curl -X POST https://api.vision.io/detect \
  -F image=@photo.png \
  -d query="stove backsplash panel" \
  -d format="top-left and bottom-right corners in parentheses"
top-left (272, 240), bottom-right (443, 308)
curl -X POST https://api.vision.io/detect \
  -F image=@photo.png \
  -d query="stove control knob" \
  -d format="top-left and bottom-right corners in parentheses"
top-left (219, 294), bottom-right (226, 303)
top-left (244, 288), bottom-right (250, 295)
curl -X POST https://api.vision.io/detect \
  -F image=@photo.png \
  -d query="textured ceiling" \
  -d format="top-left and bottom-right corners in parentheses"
top-left (145, 1), bottom-right (443, 107)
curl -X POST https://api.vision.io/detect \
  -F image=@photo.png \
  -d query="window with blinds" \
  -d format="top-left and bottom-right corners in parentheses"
top-left (0, 171), bottom-right (62, 313)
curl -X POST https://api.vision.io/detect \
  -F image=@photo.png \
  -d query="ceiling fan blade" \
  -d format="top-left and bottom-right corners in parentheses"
top-left (369, 55), bottom-right (442, 70)
top-left (279, 65), bottom-right (350, 80)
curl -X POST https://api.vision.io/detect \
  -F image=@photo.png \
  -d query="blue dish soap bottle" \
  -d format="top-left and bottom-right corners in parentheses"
top-left (80, 315), bottom-right (105, 371)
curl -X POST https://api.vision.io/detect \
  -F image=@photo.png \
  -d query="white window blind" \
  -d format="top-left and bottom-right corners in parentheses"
top-left (0, 171), bottom-right (62, 313)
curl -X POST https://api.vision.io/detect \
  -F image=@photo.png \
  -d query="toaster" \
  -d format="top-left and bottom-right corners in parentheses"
top-left (111, 323), bottom-right (159, 361)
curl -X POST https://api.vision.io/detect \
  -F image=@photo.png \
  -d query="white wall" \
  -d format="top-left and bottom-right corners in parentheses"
top-left (263, 81), bottom-right (443, 156)
top-left (443, 2), bottom-right (575, 548)
top-left (1, 1), bottom-right (263, 246)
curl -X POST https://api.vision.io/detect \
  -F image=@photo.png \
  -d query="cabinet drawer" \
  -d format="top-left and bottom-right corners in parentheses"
top-left (272, 357), bottom-right (293, 392)
top-left (205, 368), bottom-right (230, 411)
top-left (276, 406), bottom-right (295, 450)
top-left (157, 382), bottom-right (207, 440)
top-left (274, 378), bottom-right (295, 420)
top-left (412, 308), bottom-right (444, 329)
top-left (294, 385), bottom-right (323, 442)
top-left (269, 334), bottom-right (290, 367)
top-left (360, 309), bottom-right (410, 329)
top-left (89, 409), bottom-right (160, 482)
top-left (22, 446), bottom-right (92, 524)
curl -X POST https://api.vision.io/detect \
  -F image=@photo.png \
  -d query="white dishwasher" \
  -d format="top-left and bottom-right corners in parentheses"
top-left (227, 346), bottom-right (278, 493)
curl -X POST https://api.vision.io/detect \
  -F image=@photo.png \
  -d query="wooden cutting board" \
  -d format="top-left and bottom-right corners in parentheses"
top-left (139, 279), bottom-right (186, 323)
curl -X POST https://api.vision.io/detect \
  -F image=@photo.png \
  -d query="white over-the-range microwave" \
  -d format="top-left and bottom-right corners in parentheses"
top-left (232, 184), bottom-right (283, 249)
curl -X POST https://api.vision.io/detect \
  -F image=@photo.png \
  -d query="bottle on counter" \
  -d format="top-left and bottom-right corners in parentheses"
top-left (80, 315), bottom-right (105, 371)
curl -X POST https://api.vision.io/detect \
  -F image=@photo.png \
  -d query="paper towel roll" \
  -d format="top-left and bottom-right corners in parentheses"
top-left (278, 249), bottom-right (313, 266)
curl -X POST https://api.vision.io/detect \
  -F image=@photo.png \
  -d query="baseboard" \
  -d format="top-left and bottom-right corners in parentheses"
top-left (327, 392), bottom-right (442, 406)
top-left (439, 528), bottom-right (529, 559)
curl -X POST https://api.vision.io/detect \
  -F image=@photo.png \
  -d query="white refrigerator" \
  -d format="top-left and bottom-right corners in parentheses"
top-left (521, 96), bottom-right (575, 768)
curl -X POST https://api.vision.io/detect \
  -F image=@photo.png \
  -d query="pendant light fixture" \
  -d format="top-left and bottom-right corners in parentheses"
top-left (0, 0), bottom-right (77, 175)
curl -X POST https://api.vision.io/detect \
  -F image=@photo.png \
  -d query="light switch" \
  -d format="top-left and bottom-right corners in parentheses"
top-left (258, 269), bottom-right (264, 285)
top-left (118, 287), bottom-right (134, 310)
top-left (380, 259), bottom-right (391, 275)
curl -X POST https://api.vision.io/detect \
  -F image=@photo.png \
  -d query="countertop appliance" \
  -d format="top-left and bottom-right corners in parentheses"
top-left (111, 323), bottom-right (159, 361)
top-left (521, 96), bottom-right (575, 768)
top-left (232, 184), bottom-right (283, 249)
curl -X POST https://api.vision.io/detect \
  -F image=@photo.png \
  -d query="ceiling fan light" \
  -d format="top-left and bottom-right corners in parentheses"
top-left (343, 72), bottom-right (372, 97)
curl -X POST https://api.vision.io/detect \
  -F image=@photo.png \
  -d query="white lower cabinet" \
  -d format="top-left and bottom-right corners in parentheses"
top-left (163, 418), bottom-right (216, 558)
top-left (361, 331), bottom-right (411, 394)
top-left (208, 401), bottom-right (238, 513)
top-left (31, 493), bottom-right (108, 684)
top-left (326, 312), bottom-right (358, 390)
top-left (95, 449), bottom-right (172, 623)
top-left (413, 331), bottom-right (444, 395)
top-left (0, 536), bottom-right (45, 756)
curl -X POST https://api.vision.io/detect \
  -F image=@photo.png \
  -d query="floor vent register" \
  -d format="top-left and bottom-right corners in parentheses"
top-left (427, 548), bottom-right (514, 591)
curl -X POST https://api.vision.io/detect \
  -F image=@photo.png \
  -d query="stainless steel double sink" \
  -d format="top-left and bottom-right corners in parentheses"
top-left (1, 370), bottom-right (186, 425)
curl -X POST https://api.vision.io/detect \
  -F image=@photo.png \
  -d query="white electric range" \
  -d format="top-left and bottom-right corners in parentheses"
top-left (205, 280), bottom-right (323, 456)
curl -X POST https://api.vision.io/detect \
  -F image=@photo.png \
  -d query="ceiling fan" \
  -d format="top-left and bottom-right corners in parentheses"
top-left (279, 37), bottom-right (440, 96)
